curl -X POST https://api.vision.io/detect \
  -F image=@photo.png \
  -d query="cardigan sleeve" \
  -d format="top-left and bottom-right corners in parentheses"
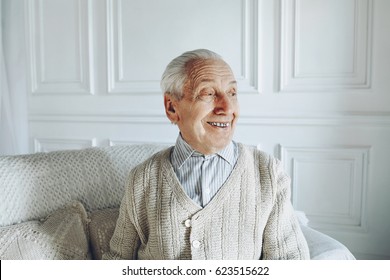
top-left (102, 170), bottom-right (141, 260)
top-left (261, 157), bottom-right (310, 260)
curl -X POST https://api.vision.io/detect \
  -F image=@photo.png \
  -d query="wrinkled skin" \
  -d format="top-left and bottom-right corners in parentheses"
top-left (164, 59), bottom-right (239, 155)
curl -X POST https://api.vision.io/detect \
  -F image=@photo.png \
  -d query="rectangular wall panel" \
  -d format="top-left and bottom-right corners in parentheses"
top-left (280, 145), bottom-right (370, 232)
top-left (279, 0), bottom-right (372, 92)
top-left (106, 0), bottom-right (259, 94)
top-left (27, 0), bottom-right (94, 94)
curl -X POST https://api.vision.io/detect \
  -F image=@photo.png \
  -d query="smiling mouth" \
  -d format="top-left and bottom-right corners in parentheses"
top-left (207, 122), bottom-right (231, 128)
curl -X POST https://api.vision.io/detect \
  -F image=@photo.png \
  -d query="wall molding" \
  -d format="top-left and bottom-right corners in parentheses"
top-left (33, 137), bottom-right (97, 152)
top-left (26, 0), bottom-right (94, 95)
top-left (108, 139), bottom-right (172, 147)
top-left (239, 0), bottom-right (260, 93)
top-left (280, 145), bottom-right (370, 232)
top-left (278, 0), bottom-right (373, 92)
top-left (106, 0), bottom-right (155, 94)
top-left (28, 113), bottom-right (390, 127)
top-left (106, 0), bottom-right (259, 94)
top-left (237, 114), bottom-right (390, 127)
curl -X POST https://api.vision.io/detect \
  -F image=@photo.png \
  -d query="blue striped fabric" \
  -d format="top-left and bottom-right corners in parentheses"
top-left (170, 135), bottom-right (238, 207)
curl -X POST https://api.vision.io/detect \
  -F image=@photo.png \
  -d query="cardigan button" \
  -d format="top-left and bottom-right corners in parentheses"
top-left (192, 240), bottom-right (201, 248)
top-left (184, 219), bottom-right (192, 228)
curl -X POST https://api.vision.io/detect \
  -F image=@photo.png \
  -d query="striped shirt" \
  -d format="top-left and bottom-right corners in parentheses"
top-left (170, 134), bottom-right (239, 207)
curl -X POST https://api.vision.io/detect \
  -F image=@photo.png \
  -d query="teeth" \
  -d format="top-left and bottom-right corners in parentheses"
top-left (209, 122), bottom-right (230, 127)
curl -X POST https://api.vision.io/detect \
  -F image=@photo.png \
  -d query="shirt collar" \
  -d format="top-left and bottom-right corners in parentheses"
top-left (172, 134), bottom-right (236, 169)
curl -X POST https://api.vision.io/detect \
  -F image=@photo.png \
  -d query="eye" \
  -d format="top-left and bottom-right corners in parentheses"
top-left (196, 89), bottom-right (216, 102)
top-left (227, 90), bottom-right (237, 98)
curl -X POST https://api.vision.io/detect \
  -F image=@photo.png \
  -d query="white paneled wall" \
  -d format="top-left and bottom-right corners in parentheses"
top-left (26, 0), bottom-right (390, 259)
top-left (280, 0), bottom-right (372, 91)
top-left (27, 0), bottom-right (94, 95)
top-left (281, 145), bottom-right (370, 231)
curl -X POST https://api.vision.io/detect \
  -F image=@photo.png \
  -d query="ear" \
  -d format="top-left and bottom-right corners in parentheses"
top-left (164, 94), bottom-right (180, 124)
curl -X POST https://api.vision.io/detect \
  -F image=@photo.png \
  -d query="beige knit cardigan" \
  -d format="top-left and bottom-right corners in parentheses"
top-left (104, 144), bottom-right (310, 260)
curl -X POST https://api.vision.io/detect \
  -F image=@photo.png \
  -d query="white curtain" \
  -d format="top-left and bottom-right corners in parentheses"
top-left (0, 0), bottom-right (28, 155)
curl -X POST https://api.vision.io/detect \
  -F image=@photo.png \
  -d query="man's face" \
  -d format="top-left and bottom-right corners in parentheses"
top-left (165, 59), bottom-right (239, 155)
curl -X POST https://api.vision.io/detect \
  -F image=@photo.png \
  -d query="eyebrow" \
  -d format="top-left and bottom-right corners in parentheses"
top-left (198, 79), bottom-right (237, 85)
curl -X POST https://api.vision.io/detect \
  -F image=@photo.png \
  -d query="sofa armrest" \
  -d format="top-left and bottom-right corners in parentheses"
top-left (300, 225), bottom-right (356, 260)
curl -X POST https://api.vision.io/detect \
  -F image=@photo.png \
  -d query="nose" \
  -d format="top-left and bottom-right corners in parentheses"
top-left (213, 93), bottom-right (236, 115)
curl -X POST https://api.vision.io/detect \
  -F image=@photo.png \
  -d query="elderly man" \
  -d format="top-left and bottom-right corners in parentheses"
top-left (104, 49), bottom-right (310, 260)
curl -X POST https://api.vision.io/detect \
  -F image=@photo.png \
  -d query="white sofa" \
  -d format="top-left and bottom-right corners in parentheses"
top-left (0, 145), bottom-right (355, 260)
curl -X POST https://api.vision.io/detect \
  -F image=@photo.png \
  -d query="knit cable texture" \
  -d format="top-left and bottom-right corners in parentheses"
top-left (105, 144), bottom-right (310, 260)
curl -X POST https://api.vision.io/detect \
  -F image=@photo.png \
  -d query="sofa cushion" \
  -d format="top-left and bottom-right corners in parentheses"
top-left (88, 208), bottom-right (119, 260)
top-left (0, 201), bottom-right (90, 260)
top-left (300, 225), bottom-right (356, 260)
top-left (0, 145), bottom-right (168, 227)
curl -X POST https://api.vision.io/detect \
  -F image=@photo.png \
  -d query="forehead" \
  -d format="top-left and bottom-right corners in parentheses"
top-left (185, 59), bottom-right (236, 86)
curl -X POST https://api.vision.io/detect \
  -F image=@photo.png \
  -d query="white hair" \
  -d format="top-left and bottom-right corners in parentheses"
top-left (160, 49), bottom-right (223, 100)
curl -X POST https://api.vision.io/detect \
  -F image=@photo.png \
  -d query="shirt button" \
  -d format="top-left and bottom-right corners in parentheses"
top-left (184, 219), bottom-right (191, 228)
top-left (192, 240), bottom-right (201, 248)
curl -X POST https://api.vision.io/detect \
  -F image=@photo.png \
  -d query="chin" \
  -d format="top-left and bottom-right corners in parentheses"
top-left (210, 141), bottom-right (231, 152)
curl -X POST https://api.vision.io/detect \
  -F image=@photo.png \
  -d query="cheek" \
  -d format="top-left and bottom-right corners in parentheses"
top-left (234, 108), bottom-right (240, 120)
top-left (178, 103), bottom-right (214, 130)
top-left (180, 111), bottom-right (204, 132)
top-left (189, 105), bottom-right (213, 122)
